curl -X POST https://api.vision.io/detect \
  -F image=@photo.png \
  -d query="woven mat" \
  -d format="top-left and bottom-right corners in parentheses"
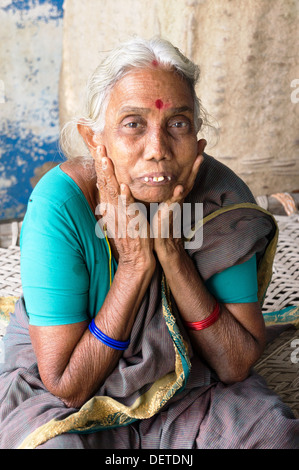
top-left (262, 214), bottom-right (299, 314)
top-left (0, 247), bottom-right (22, 297)
top-left (255, 327), bottom-right (299, 418)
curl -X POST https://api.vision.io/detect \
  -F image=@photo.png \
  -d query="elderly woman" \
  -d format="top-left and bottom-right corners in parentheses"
top-left (0, 37), bottom-right (298, 449)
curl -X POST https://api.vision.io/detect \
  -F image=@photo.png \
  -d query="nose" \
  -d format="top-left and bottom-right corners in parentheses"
top-left (143, 126), bottom-right (169, 162)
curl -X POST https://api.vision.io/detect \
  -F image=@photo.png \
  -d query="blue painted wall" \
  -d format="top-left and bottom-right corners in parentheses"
top-left (0, 0), bottom-right (64, 221)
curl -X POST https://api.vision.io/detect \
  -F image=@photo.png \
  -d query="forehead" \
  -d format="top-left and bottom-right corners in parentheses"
top-left (107, 68), bottom-right (194, 112)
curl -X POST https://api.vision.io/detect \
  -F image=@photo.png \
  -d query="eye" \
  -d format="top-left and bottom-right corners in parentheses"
top-left (125, 121), bottom-right (140, 129)
top-left (121, 116), bottom-right (146, 133)
top-left (170, 121), bottom-right (188, 128)
top-left (168, 116), bottom-right (191, 133)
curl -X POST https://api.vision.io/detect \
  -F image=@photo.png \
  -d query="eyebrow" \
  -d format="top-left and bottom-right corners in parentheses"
top-left (118, 106), bottom-right (151, 116)
top-left (118, 105), bottom-right (194, 115)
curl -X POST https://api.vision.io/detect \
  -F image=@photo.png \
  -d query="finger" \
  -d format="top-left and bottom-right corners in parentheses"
top-left (197, 138), bottom-right (207, 156)
top-left (183, 153), bottom-right (204, 193)
top-left (192, 153), bottom-right (204, 175)
top-left (120, 183), bottom-right (135, 207)
top-left (96, 150), bottom-right (121, 203)
top-left (95, 146), bottom-right (108, 193)
top-left (94, 145), bottom-right (107, 174)
top-left (188, 138), bottom-right (206, 184)
top-left (165, 154), bottom-right (202, 206)
top-left (171, 155), bottom-right (201, 201)
top-left (172, 185), bottom-right (184, 201)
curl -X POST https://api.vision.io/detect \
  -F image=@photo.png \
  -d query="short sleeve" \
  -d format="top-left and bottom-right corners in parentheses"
top-left (20, 194), bottom-right (90, 326)
top-left (205, 255), bottom-right (258, 304)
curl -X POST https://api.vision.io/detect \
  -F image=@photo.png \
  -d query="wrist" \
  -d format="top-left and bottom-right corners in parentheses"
top-left (118, 254), bottom-right (156, 277)
top-left (155, 238), bottom-right (185, 263)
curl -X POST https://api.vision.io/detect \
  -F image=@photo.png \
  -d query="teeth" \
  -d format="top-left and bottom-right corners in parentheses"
top-left (143, 175), bottom-right (171, 183)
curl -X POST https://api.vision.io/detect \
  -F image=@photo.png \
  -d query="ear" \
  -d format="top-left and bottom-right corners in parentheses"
top-left (195, 117), bottom-right (203, 134)
top-left (77, 124), bottom-right (100, 158)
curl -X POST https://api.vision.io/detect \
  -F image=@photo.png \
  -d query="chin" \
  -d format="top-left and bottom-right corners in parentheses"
top-left (132, 187), bottom-right (173, 205)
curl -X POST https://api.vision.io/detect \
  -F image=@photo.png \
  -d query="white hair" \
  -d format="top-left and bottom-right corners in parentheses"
top-left (60, 36), bottom-right (209, 161)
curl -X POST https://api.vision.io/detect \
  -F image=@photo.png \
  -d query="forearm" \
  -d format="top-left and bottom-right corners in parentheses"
top-left (40, 264), bottom-right (153, 408)
top-left (157, 245), bottom-right (265, 383)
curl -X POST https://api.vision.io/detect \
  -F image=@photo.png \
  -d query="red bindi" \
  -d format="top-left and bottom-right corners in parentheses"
top-left (152, 60), bottom-right (158, 67)
top-left (155, 99), bottom-right (164, 109)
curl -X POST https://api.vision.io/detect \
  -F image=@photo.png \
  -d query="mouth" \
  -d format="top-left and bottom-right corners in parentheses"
top-left (138, 173), bottom-right (173, 185)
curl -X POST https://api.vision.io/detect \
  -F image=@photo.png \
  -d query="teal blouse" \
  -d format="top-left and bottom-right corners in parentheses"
top-left (20, 165), bottom-right (258, 326)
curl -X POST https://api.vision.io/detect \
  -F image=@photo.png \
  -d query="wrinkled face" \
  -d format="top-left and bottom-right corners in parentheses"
top-left (99, 68), bottom-right (199, 203)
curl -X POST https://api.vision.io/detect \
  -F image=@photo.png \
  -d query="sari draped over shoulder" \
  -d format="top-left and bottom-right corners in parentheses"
top-left (0, 154), bottom-right (297, 449)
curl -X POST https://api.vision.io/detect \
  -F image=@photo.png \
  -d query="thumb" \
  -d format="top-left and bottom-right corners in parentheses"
top-left (197, 139), bottom-right (207, 155)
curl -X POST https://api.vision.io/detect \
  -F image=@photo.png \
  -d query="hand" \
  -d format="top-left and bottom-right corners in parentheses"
top-left (153, 141), bottom-right (205, 260)
top-left (94, 146), bottom-right (156, 274)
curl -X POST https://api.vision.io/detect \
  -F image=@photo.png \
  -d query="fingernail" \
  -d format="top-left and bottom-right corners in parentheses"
top-left (102, 157), bottom-right (107, 169)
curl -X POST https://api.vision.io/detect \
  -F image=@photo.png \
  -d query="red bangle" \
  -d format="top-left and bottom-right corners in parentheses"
top-left (183, 301), bottom-right (220, 331)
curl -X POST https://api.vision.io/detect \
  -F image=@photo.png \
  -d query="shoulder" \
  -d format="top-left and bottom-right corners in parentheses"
top-left (21, 162), bottom-right (93, 247)
top-left (28, 163), bottom-right (83, 208)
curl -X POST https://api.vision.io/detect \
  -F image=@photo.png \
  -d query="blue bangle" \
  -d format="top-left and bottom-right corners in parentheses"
top-left (88, 319), bottom-right (130, 351)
